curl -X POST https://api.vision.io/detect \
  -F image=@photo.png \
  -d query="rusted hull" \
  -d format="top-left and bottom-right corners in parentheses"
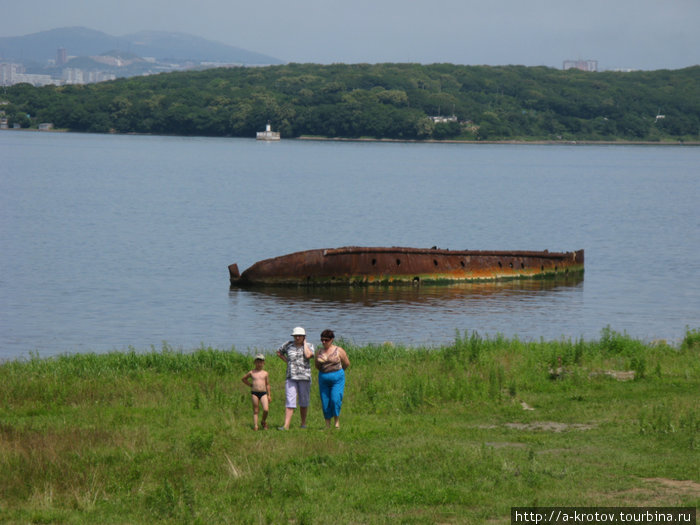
top-left (229, 247), bottom-right (584, 286)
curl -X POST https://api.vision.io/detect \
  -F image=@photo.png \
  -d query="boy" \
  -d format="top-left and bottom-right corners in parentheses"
top-left (241, 353), bottom-right (271, 430)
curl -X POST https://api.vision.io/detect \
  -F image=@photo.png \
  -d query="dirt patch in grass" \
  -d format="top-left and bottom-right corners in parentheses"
top-left (505, 421), bottom-right (597, 432)
top-left (611, 478), bottom-right (700, 505)
top-left (589, 370), bottom-right (636, 381)
top-left (643, 478), bottom-right (700, 497)
top-left (484, 442), bottom-right (528, 449)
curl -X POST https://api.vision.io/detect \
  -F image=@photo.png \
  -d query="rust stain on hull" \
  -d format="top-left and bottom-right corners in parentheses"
top-left (229, 247), bottom-right (584, 286)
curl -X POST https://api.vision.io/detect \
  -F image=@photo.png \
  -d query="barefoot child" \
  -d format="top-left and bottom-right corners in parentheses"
top-left (241, 354), bottom-right (271, 430)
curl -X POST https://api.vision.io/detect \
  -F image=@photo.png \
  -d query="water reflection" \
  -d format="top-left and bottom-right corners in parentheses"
top-left (226, 276), bottom-right (585, 349)
top-left (229, 275), bottom-right (584, 308)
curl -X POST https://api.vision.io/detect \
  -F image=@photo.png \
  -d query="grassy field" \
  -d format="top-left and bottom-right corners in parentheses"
top-left (1, 327), bottom-right (698, 524)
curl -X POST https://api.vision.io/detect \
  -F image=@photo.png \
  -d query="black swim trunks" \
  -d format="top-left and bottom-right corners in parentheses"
top-left (251, 391), bottom-right (268, 399)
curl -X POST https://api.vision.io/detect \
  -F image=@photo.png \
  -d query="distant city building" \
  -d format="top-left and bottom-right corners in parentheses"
top-left (1, 41), bottom-right (265, 88)
top-left (57, 47), bottom-right (67, 66)
top-left (10, 72), bottom-right (56, 86)
top-left (1, 62), bottom-right (56, 86)
top-left (1, 62), bottom-right (23, 85)
top-left (62, 68), bottom-right (84, 84)
top-left (563, 59), bottom-right (598, 72)
top-left (88, 70), bottom-right (116, 83)
top-left (0, 61), bottom-right (116, 86)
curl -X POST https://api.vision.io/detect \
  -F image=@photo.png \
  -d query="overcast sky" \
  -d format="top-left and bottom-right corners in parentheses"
top-left (4, 0), bottom-right (700, 70)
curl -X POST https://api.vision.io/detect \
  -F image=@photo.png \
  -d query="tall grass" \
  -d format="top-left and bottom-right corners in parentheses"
top-left (1, 328), bottom-right (698, 523)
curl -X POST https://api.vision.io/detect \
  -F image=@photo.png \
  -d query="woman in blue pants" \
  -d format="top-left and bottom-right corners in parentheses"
top-left (315, 329), bottom-right (351, 429)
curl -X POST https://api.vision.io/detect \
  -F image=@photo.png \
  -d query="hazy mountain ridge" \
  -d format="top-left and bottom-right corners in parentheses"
top-left (0, 26), bottom-right (283, 65)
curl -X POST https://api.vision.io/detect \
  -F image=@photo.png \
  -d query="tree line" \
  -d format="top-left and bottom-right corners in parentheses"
top-left (3, 63), bottom-right (699, 141)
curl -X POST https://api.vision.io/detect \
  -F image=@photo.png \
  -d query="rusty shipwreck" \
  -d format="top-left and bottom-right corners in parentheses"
top-left (229, 247), bottom-right (584, 286)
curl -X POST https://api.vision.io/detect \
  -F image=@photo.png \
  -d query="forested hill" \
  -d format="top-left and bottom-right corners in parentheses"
top-left (3, 63), bottom-right (699, 142)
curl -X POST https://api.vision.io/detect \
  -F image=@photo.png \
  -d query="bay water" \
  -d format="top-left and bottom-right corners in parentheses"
top-left (1, 131), bottom-right (699, 359)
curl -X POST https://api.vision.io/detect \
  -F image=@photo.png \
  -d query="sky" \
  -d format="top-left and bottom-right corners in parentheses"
top-left (4, 0), bottom-right (700, 70)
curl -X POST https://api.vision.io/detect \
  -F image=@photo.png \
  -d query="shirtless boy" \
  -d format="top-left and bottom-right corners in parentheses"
top-left (241, 354), bottom-right (271, 430)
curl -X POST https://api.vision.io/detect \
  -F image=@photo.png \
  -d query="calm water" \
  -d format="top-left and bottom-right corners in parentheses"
top-left (1, 132), bottom-right (699, 359)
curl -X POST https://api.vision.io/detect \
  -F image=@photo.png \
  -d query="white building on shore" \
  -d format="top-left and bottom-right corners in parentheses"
top-left (256, 122), bottom-right (281, 141)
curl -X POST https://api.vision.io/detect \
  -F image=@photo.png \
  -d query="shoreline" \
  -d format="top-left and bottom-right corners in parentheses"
top-left (3, 128), bottom-right (698, 145)
top-left (297, 135), bottom-right (700, 146)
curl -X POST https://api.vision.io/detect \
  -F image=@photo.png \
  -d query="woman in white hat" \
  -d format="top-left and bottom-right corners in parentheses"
top-left (276, 326), bottom-right (315, 430)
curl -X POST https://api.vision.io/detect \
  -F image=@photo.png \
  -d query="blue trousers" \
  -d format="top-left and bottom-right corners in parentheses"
top-left (318, 369), bottom-right (345, 419)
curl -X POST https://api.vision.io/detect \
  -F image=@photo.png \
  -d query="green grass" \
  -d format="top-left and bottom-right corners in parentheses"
top-left (1, 328), bottom-right (698, 524)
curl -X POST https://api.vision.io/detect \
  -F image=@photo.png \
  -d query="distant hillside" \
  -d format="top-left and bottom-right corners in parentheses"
top-left (4, 63), bottom-right (699, 142)
top-left (122, 30), bottom-right (281, 64)
top-left (0, 26), bottom-right (283, 65)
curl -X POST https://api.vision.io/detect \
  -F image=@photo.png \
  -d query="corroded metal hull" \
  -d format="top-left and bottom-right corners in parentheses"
top-left (229, 247), bottom-right (584, 286)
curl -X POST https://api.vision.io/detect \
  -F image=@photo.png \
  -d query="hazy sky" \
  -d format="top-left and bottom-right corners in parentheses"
top-left (4, 0), bottom-right (700, 70)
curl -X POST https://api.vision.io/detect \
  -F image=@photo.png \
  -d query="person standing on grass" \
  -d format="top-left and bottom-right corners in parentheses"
top-left (276, 326), bottom-right (314, 430)
top-left (315, 329), bottom-right (350, 429)
top-left (241, 353), bottom-right (271, 430)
